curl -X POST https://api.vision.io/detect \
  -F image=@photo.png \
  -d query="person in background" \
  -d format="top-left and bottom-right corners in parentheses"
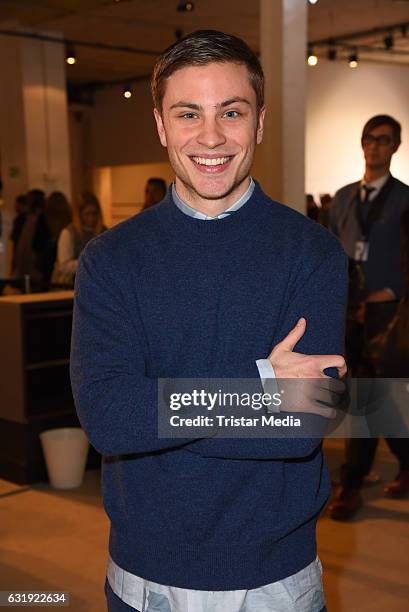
top-left (318, 194), bottom-right (332, 229)
top-left (13, 189), bottom-right (50, 291)
top-left (143, 177), bottom-right (167, 210)
top-left (53, 192), bottom-right (106, 288)
top-left (328, 114), bottom-right (409, 520)
top-left (10, 194), bottom-right (29, 273)
top-left (306, 194), bottom-right (319, 221)
top-left (43, 191), bottom-right (72, 288)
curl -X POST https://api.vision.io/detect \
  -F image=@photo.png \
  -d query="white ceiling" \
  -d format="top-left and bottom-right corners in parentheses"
top-left (0, 0), bottom-right (408, 84)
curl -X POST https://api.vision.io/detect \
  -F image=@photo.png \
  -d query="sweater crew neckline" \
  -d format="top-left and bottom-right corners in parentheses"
top-left (157, 180), bottom-right (271, 245)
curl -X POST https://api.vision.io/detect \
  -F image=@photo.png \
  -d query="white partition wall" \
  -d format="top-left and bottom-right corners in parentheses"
top-left (306, 59), bottom-right (409, 199)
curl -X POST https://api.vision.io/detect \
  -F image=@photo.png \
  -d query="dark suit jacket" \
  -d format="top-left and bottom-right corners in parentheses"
top-left (329, 176), bottom-right (409, 298)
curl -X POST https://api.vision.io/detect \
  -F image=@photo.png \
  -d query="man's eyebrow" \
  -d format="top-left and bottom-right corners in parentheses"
top-left (220, 97), bottom-right (251, 108)
top-left (169, 102), bottom-right (202, 111)
top-left (169, 98), bottom-right (251, 111)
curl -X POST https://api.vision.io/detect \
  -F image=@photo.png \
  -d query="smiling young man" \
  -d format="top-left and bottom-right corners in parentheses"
top-left (71, 31), bottom-right (348, 612)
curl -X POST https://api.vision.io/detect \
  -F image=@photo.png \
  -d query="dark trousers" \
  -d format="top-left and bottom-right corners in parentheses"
top-left (105, 579), bottom-right (139, 611)
top-left (341, 316), bottom-right (409, 489)
top-left (341, 437), bottom-right (409, 489)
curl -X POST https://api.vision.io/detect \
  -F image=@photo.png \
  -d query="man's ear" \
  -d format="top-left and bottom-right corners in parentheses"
top-left (154, 108), bottom-right (167, 148)
top-left (256, 106), bottom-right (266, 145)
top-left (392, 139), bottom-right (401, 155)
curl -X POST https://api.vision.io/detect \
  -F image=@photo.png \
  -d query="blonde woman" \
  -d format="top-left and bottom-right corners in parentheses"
top-left (53, 192), bottom-right (106, 287)
top-left (44, 191), bottom-right (72, 286)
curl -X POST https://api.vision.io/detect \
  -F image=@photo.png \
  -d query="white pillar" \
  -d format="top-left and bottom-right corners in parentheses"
top-left (0, 26), bottom-right (72, 276)
top-left (257, 0), bottom-right (307, 214)
top-left (93, 167), bottom-right (113, 228)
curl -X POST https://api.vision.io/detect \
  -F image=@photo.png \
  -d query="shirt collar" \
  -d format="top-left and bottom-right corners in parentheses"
top-left (172, 178), bottom-right (255, 220)
top-left (360, 172), bottom-right (390, 195)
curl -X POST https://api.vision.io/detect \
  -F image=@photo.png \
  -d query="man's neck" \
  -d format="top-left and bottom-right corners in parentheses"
top-left (175, 177), bottom-right (251, 217)
top-left (364, 166), bottom-right (390, 183)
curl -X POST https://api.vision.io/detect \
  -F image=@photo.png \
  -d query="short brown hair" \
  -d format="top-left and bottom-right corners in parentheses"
top-left (151, 30), bottom-right (264, 114)
top-left (362, 114), bottom-right (401, 145)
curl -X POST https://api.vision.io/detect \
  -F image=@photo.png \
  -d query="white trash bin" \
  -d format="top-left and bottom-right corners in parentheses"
top-left (40, 427), bottom-right (89, 489)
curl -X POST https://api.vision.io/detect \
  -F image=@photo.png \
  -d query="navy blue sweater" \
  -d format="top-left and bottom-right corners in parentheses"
top-left (70, 182), bottom-right (348, 590)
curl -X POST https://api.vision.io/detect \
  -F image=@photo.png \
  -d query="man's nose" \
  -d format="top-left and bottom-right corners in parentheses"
top-left (196, 118), bottom-right (226, 149)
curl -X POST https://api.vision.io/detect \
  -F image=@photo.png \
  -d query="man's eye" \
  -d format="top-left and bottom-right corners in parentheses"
top-left (224, 110), bottom-right (239, 118)
top-left (181, 112), bottom-right (197, 119)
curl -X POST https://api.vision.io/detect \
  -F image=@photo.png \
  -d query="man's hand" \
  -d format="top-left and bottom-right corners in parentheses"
top-left (268, 318), bottom-right (346, 379)
top-left (268, 318), bottom-right (348, 419)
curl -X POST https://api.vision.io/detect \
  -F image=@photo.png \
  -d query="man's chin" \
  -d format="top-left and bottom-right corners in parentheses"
top-left (185, 176), bottom-right (250, 202)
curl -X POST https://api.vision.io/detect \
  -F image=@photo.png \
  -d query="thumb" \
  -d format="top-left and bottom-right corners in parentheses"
top-left (278, 318), bottom-right (306, 352)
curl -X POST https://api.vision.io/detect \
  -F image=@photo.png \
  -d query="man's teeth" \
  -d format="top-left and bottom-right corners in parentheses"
top-left (192, 156), bottom-right (230, 166)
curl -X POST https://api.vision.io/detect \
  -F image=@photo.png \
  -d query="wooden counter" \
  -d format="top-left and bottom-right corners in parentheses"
top-left (0, 291), bottom-right (99, 483)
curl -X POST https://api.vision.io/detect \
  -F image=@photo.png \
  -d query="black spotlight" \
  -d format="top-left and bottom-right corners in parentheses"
top-left (327, 47), bottom-right (337, 61)
top-left (384, 33), bottom-right (394, 50)
top-left (177, 1), bottom-right (194, 11)
top-left (66, 47), bottom-right (77, 65)
top-left (348, 52), bottom-right (359, 68)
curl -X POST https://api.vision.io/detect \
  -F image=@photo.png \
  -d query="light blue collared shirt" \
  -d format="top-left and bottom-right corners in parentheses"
top-left (171, 178), bottom-right (255, 219)
top-left (172, 178), bottom-right (277, 398)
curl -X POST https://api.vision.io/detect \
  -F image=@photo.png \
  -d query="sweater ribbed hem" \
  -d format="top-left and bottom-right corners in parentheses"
top-left (108, 518), bottom-right (317, 591)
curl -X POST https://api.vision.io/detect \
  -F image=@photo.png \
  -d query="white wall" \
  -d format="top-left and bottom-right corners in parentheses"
top-left (306, 59), bottom-right (409, 199)
top-left (91, 80), bottom-right (168, 168)
top-left (109, 162), bottom-right (174, 225)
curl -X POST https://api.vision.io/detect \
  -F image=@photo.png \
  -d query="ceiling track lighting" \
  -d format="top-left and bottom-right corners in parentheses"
top-left (308, 20), bottom-right (408, 65)
top-left (327, 46), bottom-right (337, 61)
top-left (66, 47), bottom-right (76, 65)
top-left (384, 33), bottom-right (394, 49)
top-left (177, 1), bottom-right (194, 11)
top-left (308, 0), bottom-right (319, 5)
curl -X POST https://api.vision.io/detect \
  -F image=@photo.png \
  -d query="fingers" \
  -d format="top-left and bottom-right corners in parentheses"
top-left (277, 318), bottom-right (306, 352)
top-left (315, 354), bottom-right (347, 375)
top-left (278, 378), bottom-right (348, 419)
top-left (280, 400), bottom-right (336, 419)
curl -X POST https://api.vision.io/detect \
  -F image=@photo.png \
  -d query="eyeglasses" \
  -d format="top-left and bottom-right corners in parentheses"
top-left (362, 134), bottom-right (393, 146)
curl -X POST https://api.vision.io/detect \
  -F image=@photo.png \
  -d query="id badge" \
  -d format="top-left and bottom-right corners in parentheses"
top-left (354, 240), bottom-right (369, 262)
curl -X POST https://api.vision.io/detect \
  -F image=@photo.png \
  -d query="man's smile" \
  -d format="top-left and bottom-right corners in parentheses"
top-left (189, 155), bottom-right (234, 173)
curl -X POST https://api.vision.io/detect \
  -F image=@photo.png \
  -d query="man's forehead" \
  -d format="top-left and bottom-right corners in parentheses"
top-left (368, 124), bottom-right (393, 134)
top-left (162, 62), bottom-right (254, 102)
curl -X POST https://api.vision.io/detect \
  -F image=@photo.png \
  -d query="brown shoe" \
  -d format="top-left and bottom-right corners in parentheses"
top-left (384, 471), bottom-right (409, 498)
top-left (327, 488), bottom-right (363, 521)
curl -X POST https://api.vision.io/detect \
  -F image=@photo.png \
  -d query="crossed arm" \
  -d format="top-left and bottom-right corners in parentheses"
top-left (70, 240), bottom-right (348, 460)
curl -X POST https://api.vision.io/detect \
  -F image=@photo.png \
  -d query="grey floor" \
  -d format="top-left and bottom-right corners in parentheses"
top-left (0, 439), bottom-right (408, 611)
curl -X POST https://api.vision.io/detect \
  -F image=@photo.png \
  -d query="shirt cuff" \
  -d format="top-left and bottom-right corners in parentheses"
top-left (255, 359), bottom-right (280, 413)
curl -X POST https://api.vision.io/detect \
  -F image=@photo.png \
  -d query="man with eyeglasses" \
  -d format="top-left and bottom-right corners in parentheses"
top-left (328, 114), bottom-right (409, 520)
